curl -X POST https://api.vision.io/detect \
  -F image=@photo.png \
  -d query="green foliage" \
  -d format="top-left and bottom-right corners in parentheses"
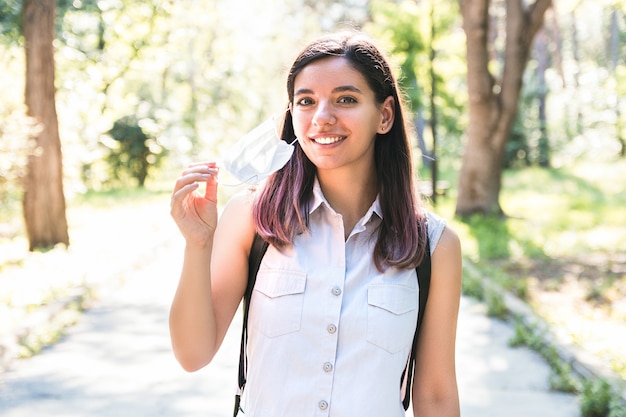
top-left (484, 288), bottom-right (509, 320)
top-left (461, 264), bottom-right (485, 300)
top-left (610, 405), bottom-right (626, 417)
top-left (462, 214), bottom-right (512, 260)
top-left (509, 320), bottom-right (581, 394)
top-left (501, 163), bottom-right (626, 257)
top-left (366, 0), bottom-right (466, 162)
top-left (0, 0), bottom-right (20, 42)
top-left (580, 379), bottom-right (621, 417)
top-left (103, 115), bottom-right (166, 187)
top-left (48, 0), bottom-right (330, 192)
top-left (368, 0), bottom-right (427, 111)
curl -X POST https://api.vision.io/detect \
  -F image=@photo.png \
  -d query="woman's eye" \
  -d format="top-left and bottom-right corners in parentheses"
top-left (338, 96), bottom-right (357, 104)
top-left (296, 97), bottom-right (314, 106)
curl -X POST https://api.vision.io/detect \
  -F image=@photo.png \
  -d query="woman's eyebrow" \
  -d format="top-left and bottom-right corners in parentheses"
top-left (294, 88), bottom-right (314, 96)
top-left (333, 85), bottom-right (363, 94)
top-left (294, 85), bottom-right (364, 96)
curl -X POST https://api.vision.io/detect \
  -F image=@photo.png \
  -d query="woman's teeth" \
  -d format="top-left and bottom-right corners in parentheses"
top-left (313, 136), bottom-right (343, 144)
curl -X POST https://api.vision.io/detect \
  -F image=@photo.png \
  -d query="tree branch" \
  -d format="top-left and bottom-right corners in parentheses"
top-left (523, 0), bottom-right (553, 50)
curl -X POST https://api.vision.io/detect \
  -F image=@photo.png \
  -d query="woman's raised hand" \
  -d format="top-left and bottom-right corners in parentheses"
top-left (170, 162), bottom-right (220, 248)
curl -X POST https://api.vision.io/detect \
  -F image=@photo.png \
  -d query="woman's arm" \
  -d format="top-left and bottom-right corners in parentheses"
top-left (169, 163), bottom-right (255, 371)
top-left (411, 225), bottom-right (462, 417)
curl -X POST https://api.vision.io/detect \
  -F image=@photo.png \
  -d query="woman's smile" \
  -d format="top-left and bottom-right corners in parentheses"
top-left (310, 135), bottom-right (346, 145)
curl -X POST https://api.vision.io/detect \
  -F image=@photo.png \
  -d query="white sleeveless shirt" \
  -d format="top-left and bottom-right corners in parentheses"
top-left (239, 181), bottom-right (447, 417)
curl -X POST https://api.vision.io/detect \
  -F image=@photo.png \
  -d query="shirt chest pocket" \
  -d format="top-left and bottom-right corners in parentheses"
top-left (250, 269), bottom-right (307, 338)
top-left (367, 284), bottom-right (418, 354)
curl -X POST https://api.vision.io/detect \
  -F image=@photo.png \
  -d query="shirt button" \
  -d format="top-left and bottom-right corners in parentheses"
top-left (319, 400), bottom-right (329, 410)
top-left (323, 362), bottom-right (333, 372)
top-left (331, 286), bottom-right (342, 296)
top-left (327, 324), bottom-right (337, 334)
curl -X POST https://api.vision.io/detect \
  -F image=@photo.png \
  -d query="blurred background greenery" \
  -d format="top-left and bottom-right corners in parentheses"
top-left (1, 0), bottom-right (625, 415)
top-left (1, 0), bottom-right (624, 210)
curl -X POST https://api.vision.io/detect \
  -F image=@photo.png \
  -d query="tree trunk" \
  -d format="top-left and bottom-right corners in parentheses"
top-left (22, 0), bottom-right (69, 251)
top-left (456, 0), bottom-right (552, 216)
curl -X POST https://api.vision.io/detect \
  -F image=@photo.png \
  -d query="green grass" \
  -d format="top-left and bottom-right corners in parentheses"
top-left (435, 160), bottom-right (626, 323)
top-left (431, 159), bottom-right (626, 265)
top-left (427, 159), bottom-right (626, 413)
top-left (501, 164), bottom-right (626, 256)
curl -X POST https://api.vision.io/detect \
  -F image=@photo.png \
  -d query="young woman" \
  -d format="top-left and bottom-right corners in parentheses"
top-left (169, 31), bottom-right (462, 417)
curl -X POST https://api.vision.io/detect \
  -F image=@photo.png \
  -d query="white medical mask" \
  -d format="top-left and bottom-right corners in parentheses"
top-left (222, 114), bottom-right (297, 185)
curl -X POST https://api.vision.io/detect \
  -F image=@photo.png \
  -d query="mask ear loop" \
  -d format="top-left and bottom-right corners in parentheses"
top-left (218, 173), bottom-right (260, 188)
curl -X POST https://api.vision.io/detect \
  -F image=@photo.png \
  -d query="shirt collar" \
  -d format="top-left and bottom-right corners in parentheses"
top-left (309, 177), bottom-right (326, 214)
top-left (310, 176), bottom-right (383, 222)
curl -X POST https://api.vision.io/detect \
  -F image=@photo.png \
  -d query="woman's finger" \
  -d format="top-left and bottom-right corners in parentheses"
top-left (181, 161), bottom-right (219, 176)
top-left (170, 182), bottom-right (199, 210)
top-left (204, 169), bottom-right (219, 203)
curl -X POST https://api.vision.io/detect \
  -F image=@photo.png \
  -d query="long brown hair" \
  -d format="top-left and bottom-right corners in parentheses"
top-left (253, 31), bottom-right (427, 271)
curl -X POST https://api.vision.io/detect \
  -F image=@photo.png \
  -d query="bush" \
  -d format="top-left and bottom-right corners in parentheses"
top-left (102, 115), bottom-right (166, 187)
top-left (580, 379), bottom-right (619, 417)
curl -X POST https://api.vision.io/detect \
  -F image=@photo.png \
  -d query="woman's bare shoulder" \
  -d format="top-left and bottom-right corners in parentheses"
top-left (430, 224), bottom-right (462, 285)
top-left (215, 188), bottom-right (258, 252)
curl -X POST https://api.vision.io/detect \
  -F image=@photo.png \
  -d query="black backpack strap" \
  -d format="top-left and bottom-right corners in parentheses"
top-left (234, 233), bottom-right (269, 417)
top-left (402, 233), bottom-right (431, 410)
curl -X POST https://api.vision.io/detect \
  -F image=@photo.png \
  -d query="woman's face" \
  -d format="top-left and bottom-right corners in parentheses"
top-left (290, 56), bottom-right (394, 174)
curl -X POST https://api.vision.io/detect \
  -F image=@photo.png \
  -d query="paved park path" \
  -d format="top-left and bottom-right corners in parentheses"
top-left (0, 220), bottom-right (582, 417)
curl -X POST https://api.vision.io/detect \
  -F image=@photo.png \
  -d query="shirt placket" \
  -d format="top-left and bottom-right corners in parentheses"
top-left (315, 212), bottom-right (345, 417)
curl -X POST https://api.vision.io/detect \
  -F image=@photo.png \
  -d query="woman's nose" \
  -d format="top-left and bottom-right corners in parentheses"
top-left (312, 101), bottom-right (336, 127)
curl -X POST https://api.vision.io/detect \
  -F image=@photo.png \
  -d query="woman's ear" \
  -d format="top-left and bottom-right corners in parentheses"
top-left (377, 96), bottom-right (395, 134)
